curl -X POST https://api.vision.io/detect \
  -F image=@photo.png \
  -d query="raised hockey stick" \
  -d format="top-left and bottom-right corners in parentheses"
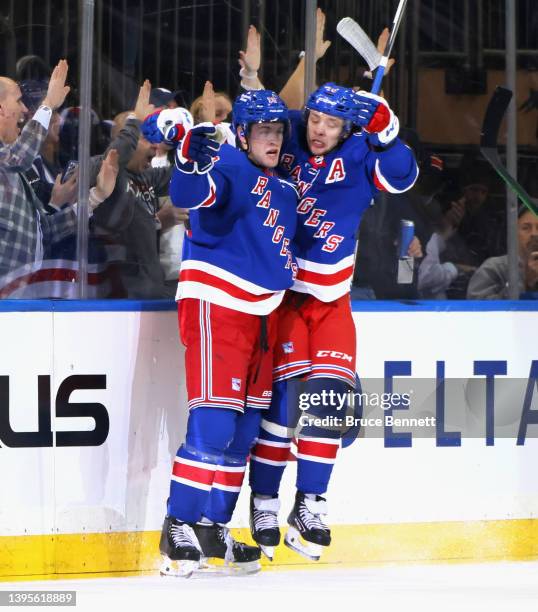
top-left (370, 0), bottom-right (408, 94)
top-left (336, 17), bottom-right (382, 73)
top-left (480, 86), bottom-right (538, 216)
top-left (336, 0), bottom-right (408, 95)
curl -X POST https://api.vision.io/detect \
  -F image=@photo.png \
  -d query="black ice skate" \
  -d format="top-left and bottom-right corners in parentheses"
top-left (159, 515), bottom-right (202, 577)
top-left (250, 494), bottom-right (281, 561)
top-left (193, 522), bottom-right (261, 575)
top-left (284, 491), bottom-right (331, 561)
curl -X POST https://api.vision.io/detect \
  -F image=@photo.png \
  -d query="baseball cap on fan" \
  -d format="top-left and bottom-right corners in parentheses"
top-left (19, 79), bottom-right (49, 114)
top-left (150, 87), bottom-right (188, 109)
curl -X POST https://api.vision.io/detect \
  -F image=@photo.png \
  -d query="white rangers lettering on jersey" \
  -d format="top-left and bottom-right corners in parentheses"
top-left (263, 208), bottom-right (280, 227)
top-left (251, 176), bottom-right (269, 195)
top-left (297, 180), bottom-right (312, 197)
top-left (272, 225), bottom-right (285, 243)
top-left (286, 250), bottom-right (293, 269)
top-left (297, 197), bottom-right (316, 214)
top-left (313, 221), bottom-right (335, 239)
top-left (291, 262), bottom-right (298, 278)
top-left (305, 208), bottom-right (327, 227)
top-left (280, 237), bottom-right (290, 257)
top-left (172, 142), bottom-right (298, 316)
top-left (256, 190), bottom-right (272, 208)
top-left (322, 234), bottom-right (345, 253)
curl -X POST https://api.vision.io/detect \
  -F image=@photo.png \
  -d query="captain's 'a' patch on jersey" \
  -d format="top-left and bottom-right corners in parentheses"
top-left (325, 158), bottom-right (346, 183)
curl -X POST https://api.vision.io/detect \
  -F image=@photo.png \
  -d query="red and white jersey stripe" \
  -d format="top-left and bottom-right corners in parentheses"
top-left (246, 394), bottom-right (272, 409)
top-left (177, 260), bottom-right (285, 315)
top-left (251, 439), bottom-right (292, 466)
top-left (212, 465), bottom-right (246, 493)
top-left (291, 254), bottom-right (355, 302)
top-left (308, 363), bottom-right (356, 387)
top-left (171, 456), bottom-right (217, 491)
top-left (273, 359), bottom-right (312, 382)
top-left (373, 153), bottom-right (419, 194)
top-left (296, 437), bottom-right (340, 465)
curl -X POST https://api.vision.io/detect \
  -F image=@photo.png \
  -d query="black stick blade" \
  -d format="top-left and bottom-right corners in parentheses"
top-left (480, 86), bottom-right (513, 149)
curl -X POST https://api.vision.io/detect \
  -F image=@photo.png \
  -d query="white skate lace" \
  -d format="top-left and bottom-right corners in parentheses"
top-left (298, 499), bottom-right (328, 532)
top-left (253, 507), bottom-right (279, 531)
top-left (170, 522), bottom-right (202, 552)
top-left (216, 525), bottom-right (238, 562)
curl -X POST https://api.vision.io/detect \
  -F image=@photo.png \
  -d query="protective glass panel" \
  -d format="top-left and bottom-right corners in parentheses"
top-left (0, 1), bottom-right (85, 298)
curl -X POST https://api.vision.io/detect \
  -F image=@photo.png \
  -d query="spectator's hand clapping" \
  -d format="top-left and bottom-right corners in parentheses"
top-left (376, 28), bottom-right (396, 75)
top-left (238, 26), bottom-right (264, 90)
top-left (134, 79), bottom-right (155, 123)
top-left (198, 81), bottom-right (216, 124)
top-left (315, 8), bottom-right (331, 60)
top-left (94, 149), bottom-right (119, 201)
top-left (42, 60), bottom-right (70, 110)
top-left (239, 25), bottom-right (261, 75)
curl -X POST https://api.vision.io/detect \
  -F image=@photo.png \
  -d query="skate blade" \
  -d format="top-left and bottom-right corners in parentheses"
top-left (159, 556), bottom-right (200, 578)
top-left (284, 527), bottom-right (322, 561)
top-left (195, 557), bottom-right (261, 576)
top-left (260, 545), bottom-right (275, 562)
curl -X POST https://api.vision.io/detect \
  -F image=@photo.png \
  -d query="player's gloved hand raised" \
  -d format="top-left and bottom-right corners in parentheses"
top-left (176, 122), bottom-right (227, 174)
top-left (354, 91), bottom-right (399, 147)
top-left (141, 107), bottom-right (194, 146)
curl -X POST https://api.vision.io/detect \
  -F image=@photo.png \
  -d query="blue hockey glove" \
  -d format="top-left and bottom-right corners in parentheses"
top-left (177, 123), bottom-right (224, 174)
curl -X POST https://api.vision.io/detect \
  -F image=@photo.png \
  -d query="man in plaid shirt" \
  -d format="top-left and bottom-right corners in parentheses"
top-left (0, 61), bottom-right (79, 279)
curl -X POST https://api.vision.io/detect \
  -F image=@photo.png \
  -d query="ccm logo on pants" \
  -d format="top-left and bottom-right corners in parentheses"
top-left (316, 350), bottom-right (353, 362)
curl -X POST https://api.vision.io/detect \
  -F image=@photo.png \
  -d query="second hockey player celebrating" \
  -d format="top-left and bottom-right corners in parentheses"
top-left (248, 83), bottom-right (419, 561)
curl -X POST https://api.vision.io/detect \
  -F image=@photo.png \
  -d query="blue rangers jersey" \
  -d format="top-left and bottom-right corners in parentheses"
top-left (279, 110), bottom-right (418, 302)
top-left (169, 143), bottom-right (298, 315)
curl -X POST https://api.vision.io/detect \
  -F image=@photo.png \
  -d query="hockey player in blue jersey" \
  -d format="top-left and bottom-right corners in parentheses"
top-left (141, 90), bottom-right (298, 576)
top-left (247, 83), bottom-right (419, 560)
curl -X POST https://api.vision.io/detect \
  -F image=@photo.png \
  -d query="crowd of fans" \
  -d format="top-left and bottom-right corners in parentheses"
top-left (0, 19), bottom-right (537, 301)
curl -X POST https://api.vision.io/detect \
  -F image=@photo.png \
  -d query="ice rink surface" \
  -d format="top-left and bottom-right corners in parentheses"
top-left (2, 561), bottom-right (538, 612)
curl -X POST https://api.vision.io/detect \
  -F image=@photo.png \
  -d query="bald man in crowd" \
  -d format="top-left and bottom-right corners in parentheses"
top-left (0, 60), bottom-right (118, 284)
top-left (0, 60), bottom-right (76, 278)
